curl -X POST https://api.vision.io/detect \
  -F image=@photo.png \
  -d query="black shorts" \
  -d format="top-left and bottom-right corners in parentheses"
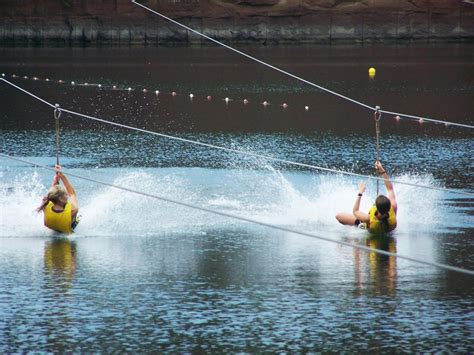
top-left (354, 219), bottom-right (367, 229)
top-left (71, 216), bottom-right (80, 230)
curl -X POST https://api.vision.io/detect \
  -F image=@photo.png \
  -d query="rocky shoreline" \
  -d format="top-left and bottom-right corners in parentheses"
top-left (1, 0), bottom-right (473, 45)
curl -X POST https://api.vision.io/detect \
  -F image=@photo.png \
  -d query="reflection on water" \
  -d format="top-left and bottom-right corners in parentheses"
top-left (41, 239), bottom-right (77, 351)
top-left (44, 238), bottom-right (76, 285)
top-left (353, 235), bottom-right (397, 297)
top-left (1, 232), bottom-right (472, 353)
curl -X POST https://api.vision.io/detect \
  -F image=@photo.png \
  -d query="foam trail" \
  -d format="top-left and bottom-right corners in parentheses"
top-left (0, 167), bottom-right (449, 238)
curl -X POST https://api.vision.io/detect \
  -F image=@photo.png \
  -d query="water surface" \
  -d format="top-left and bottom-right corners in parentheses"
top-left (1, 45), bottom-right (473, 352)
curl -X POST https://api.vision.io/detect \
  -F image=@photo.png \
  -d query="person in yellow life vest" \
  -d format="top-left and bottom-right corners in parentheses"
top-left (37, 165), bottom-right (79, 234)
top-left (336, 161), bottom-right (397, 233)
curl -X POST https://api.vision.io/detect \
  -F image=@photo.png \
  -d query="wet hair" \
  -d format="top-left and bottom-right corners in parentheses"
top-left (375, 195), bottom-right (391, 231)
top-left (36, 185), bottom-right (67, 212)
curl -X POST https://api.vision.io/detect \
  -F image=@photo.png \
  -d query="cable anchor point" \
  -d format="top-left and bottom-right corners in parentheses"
top-left (53, 104), bottom-right (62, 167)
top-left (54, 104), bottom-right (62, 121)
top-left (374, 106), bottom-right (382, 121)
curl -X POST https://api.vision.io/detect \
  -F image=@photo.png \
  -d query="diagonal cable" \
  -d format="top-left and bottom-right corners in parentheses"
top-left (131, 0), bottom-right (474, 130)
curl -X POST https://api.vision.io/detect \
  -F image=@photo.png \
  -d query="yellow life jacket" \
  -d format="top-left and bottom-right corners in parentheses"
top-left (44, 201), bottom-right (73, 234)
top-left (368, 205), bottom-right (397, 233)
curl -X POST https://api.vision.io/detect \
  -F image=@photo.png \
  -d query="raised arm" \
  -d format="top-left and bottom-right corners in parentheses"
top-left (375, 161), bottom-right (397, 213)
top-left (353, 181), bottom-right (370, 223)
top-left (55, 165), bottom-right (79, 214)
top-left (50, 172), bottom-right (60, 188)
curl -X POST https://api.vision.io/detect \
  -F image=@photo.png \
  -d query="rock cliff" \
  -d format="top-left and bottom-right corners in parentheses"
top-left (0, 0), bottom-right (473, 44)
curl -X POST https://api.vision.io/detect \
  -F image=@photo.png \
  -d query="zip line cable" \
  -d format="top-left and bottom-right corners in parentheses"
top-left (374, 108), bottom-right (382, 195)
top-left (54, 105), bottom-right (61, 167)
top-left (1, 153), bottom-right (473, 276)
top-left (131, 0), bottom-right (474, 130)
top-left (131, 0), bottom-right (371, 111)
top-left (53, 104), bottom-right (62, 184)
top-left (1, 78), bottom-right (473, 197)
top-left (1, 78), bottom-right (56, 109)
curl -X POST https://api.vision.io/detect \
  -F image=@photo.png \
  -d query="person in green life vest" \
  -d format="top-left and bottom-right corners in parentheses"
top-left (336, 161), bottom-right (397, 233)
top-left (37, 165), bottom-right (79, 234)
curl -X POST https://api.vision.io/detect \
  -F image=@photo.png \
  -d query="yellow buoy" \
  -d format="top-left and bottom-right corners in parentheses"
top-left (368, 67), bottom-right (376, 77)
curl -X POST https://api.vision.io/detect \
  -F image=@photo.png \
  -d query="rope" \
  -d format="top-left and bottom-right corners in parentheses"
top-left (1, 153), bottom-right (473, 276)
top-left (131, 1), bottom-right (474, 130)
top-left (0, 78), bottom-right (56, 108)
top-left (1, 78), bottom-right (473, 197)
top-left (54, 104), bottom-right (61, 167)
top-left (374, 107), bottom-right (382, 195)
top-left (132, 1), bottom-right (374, 111)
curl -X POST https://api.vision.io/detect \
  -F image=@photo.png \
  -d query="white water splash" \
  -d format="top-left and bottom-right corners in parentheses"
top-left (0, 167), bottom-right (451, 238)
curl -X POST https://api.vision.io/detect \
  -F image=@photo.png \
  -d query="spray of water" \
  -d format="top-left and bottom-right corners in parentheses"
top-left (0, 165), bottom-right (447, 238)
top-left (0, 171), bottom-right (50, 237)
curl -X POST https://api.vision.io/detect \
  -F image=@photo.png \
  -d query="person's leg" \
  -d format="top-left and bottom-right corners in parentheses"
top-left (336, 212), bottom-right (357, 226)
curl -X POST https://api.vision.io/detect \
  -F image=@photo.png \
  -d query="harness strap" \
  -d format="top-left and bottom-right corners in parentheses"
top-left (374, 106), bottom-right (382, 195)
top-left (54, 104), bottom-right (61, 183)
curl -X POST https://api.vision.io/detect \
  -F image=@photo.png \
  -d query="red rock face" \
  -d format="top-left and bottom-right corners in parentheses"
top-left (0, 0), bottom-right (473, 44)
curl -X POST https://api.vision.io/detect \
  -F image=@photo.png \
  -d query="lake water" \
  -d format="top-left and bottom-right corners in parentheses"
top-left (1, 45), bottom-right (473, 352)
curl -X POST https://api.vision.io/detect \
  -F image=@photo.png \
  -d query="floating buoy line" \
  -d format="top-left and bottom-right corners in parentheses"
top-left (3, 71), bottom-right (473, 129)
top-left (4, 72), bottom-right (298, 109)
top-left (3, 72), bottom-right (290, 110)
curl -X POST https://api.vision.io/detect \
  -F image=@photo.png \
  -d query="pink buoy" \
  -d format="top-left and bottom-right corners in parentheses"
top-left (262, 101), bottom-right (269, 107)
top-left (304, 106), bottom-right (309, 111)
top-left (171, 91), bottom-right (177, 96)
top-left (395, 115), bottom-right (401, 121)
top-left (282, 103), bottom-right (288, 109)
top-left (207, 95), bottom-right (212, 101)
top-left (243, 99), bottom-right (249, 105)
